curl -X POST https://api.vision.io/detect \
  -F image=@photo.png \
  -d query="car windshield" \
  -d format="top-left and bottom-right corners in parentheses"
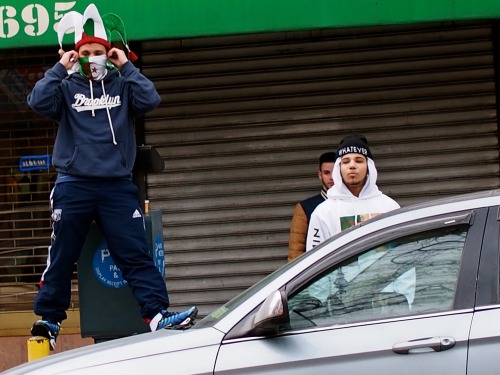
top-left (194, 254), bottom-right (301, 328)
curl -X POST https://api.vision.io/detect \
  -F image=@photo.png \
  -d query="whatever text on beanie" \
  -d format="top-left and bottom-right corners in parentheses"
top-left (57, 3), bottom-right (138, 62)
top-left (336, 134), bottom-right (374, 160)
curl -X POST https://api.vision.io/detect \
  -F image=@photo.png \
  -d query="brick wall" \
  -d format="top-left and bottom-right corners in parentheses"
top-left (0, 334), bottom-right (93, 372)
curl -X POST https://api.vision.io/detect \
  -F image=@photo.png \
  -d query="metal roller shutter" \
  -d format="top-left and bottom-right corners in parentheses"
top-left (140, 21), bottom-right (500, 316)
top-left (0, 48), bottom-right (62, 312)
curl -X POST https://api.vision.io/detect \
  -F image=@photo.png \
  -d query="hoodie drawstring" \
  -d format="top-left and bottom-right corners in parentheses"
top-left (100, 80), bottom-right (117, 145)
top-left (89, 81), bottom-right (95, 117)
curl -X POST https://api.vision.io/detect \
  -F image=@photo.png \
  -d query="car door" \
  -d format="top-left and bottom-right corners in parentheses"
top-left (215, 208), bottom-right (487, 375)
top-left (467, 205), bottom-right (500, 374)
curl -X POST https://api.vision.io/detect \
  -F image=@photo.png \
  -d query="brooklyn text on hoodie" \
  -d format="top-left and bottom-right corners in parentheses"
top-left (72, 93), bottom-right (121, 112)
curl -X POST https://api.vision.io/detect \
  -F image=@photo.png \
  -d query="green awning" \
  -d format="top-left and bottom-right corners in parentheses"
top-left (2, 0), bottom-right (500, 49)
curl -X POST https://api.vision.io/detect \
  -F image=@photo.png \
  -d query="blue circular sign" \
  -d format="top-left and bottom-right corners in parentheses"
top-left (153, 235), bottom-right (165, 277)
top-left (92, 244), bottom-right (128, 289)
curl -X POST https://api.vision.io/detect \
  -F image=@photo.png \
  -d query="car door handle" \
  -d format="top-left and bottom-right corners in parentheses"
top-left (392, 336), bottom-right (456, 354)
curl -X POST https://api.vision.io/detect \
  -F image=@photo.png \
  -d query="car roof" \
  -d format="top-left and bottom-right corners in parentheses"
top-left (396, 189), bottom-right (500, 212)
top-left (357, 188), bottom-right (500, 227)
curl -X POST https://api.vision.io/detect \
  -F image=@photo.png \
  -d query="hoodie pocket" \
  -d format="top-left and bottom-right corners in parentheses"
top-left (65, 143), bottom-right (130, 177)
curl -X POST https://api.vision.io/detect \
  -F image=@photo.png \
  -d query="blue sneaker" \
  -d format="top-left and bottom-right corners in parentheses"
top-left (31, 320), bottom-right (61, 350)
top-left (151, 306), bottom-right (198, 331)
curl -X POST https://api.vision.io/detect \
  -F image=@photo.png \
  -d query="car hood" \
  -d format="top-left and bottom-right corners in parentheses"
top-left (4, 327), bottom-right (224, 375)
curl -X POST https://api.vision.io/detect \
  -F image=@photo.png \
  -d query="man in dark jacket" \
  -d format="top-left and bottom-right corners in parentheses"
top-left (288, 152), bottom-right (336, 261)
top-left (27, 3), bottom-right (197, 350)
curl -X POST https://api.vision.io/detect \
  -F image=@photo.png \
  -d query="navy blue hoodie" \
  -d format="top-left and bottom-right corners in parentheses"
top-left (27, 61), bottom-right (161, 179)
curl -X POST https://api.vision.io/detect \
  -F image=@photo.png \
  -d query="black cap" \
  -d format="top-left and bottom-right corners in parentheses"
top-left (336, 134), bottom-right (373, 160)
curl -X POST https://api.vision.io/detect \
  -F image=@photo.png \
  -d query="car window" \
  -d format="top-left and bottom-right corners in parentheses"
top-left (285, 224), bottom-right (468, 331)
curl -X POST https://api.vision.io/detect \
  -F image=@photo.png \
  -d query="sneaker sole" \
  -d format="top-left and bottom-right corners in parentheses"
top-left (165, 308), bottom-right (198, 330)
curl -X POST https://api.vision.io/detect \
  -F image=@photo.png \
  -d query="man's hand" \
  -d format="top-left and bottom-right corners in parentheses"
top-left (108, 48), bottom-right (128, 69)
top-left (58, 49), bottom-right (78, 70)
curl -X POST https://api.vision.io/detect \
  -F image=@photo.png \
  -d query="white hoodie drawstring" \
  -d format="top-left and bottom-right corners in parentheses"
top-left (89, 81), bottom-right (95, 117)
top-left (352, 196), bottom-right (359, 226)
top-left (101, 80), bottom-right (117, 145)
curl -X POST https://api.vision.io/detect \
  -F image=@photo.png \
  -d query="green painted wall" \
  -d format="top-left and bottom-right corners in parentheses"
top-left (2, 0), bottom-right (500, 49)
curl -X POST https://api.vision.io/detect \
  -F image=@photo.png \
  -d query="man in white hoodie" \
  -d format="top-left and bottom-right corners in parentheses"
top-left (306, 134), bottom-right (400, 250)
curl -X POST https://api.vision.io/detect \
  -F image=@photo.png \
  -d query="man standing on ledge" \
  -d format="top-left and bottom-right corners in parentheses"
top-left (288, 152), bottom-right (336, 261)
top-left (27, 3), bottom-right (197, 350)
top-left (306, 134), bottom-right (400, 250)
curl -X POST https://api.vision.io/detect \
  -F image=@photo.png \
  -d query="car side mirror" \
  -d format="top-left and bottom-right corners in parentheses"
top-left (251, 290), bottom-right (290, 336)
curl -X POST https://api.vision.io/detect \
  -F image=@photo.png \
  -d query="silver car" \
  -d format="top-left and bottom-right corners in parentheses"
top-left (4, 189), bottom-right (500, 374)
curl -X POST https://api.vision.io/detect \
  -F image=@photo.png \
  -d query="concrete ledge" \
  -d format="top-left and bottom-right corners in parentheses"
top-left (0, 310), bottom-right (82, 336)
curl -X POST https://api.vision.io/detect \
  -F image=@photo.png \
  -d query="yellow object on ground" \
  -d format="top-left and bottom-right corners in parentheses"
top-left (27, 336), bottom-right (50, 361)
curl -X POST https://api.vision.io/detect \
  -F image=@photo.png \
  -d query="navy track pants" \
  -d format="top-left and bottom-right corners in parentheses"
top-left (34, 179), bottom-right (170, 322)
